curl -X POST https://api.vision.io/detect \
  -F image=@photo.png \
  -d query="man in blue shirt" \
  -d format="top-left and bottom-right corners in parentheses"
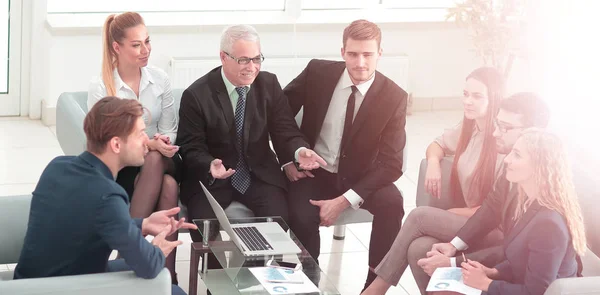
top-left (14, 96), bottom-right (196, 295)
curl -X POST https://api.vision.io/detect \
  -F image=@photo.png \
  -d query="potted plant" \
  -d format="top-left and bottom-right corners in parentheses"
top-left (446, 0), bottom-right (529, 77)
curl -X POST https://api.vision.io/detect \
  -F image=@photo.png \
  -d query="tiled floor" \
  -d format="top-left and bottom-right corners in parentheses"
top-left (0, 110), bottom-right (463, 295)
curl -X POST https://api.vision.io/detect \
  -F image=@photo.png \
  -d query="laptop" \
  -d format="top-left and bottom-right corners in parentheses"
top-left (196, 181), bottom-right (301, 256)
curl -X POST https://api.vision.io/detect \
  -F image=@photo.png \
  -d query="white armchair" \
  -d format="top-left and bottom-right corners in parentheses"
top-left (0, 194), bottom-right (172, 295)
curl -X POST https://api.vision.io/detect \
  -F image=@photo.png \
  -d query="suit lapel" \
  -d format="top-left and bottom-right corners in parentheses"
top-left (503, 201), bottom-right (543, 247)
top-left (209, 68), bottom-right (235, 130)
top-left (313, 62), bottom-right (346, 138)
top-left (242, 86), bottom-right (257, 154)
top-left (217, 92), bottom-right (235, 129)
top-left (501, 184), bottom-right (519, 232)
top-left (343, 72), bottom-right (384, 149)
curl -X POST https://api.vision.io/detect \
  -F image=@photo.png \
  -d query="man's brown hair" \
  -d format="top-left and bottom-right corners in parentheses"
top-left (342, 19), bottom-right (382, 49)
top-left (84, 96), bottom-right (145, 154)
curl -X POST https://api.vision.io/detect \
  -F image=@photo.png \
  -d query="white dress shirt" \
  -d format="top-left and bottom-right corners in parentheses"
top-left (220, 68), bottom-right (251, 115)
top-left (87, 65), bottom-right (178, 143)
top-left (312, 69), bottom-right (376, 209)
top-left (449, 236), bottom-right (469, 267)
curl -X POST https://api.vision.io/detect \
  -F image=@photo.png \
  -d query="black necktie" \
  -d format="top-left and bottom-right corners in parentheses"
top-left (231, 86), bottom-right (251, 194)
top-left (341, 86), bottom-right (358, 148)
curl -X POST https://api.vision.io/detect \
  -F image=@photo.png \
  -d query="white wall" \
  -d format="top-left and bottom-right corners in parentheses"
top-left (27, 8), bottom-right (535, 120)
top-left (47, 23), bottom-right (477, 100)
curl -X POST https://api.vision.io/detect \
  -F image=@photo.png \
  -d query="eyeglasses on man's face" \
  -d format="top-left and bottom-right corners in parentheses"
top-left (493, 119), bottom-right (524, 133)
top-left (224, 52), bottom-right (265, 65)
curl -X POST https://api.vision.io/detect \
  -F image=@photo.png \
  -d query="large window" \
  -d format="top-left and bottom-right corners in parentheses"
top-left (301, 0), bottom-right (379, 10)
top-left (0, 1), bottom-right (8, 93)
top-left (46, 0), bottom-right (455, 29)
top-left (47, 0), bottom-right (286, 13)
top-left (383, 0), bottom-right (458, 8)
top-left (301, 0), bottom-right (457, 9)
top-left (0, 0), bottom-right (20, 116)
top-left (47, 0), bottom-right (457, 14)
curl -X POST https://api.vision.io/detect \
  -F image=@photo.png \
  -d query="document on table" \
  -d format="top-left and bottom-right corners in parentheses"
top-left (249, 267), bottom-right (320, 294)
top-left (426, 267), bottom-right (482, 295)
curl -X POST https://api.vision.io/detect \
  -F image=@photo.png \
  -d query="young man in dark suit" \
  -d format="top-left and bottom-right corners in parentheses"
top-left (282, 20), bottom-right (408, 290)
top-left (176, 25), bottom-right (325, 246)
top-left (14, 97), bottom-right (195, 295)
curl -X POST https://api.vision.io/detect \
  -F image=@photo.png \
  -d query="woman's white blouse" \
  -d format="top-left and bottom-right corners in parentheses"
top-left (87, 65), bottom-right (178, 143)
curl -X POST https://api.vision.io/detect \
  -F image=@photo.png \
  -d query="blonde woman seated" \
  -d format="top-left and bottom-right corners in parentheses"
top-left (362, 67), bottom-right (506, 293)
top-left (456, 130), bottom-right (585, 294)
top-left (87, 12), bottom-right (180, 284)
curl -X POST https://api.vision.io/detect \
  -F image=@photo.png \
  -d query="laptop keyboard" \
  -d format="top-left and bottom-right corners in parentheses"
top-left (233, 226), bottom-right (274, 251)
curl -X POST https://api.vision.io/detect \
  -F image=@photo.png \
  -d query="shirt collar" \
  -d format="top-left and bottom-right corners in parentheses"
top-left (140, 66), bottom-right (154, 90)
top-left (79, 151), bottom-right (116, 180)
top-left (341, 68), bottom-right (375, 96)
top-left (112, 67), bottom-right (154, 94)
top-left (112, 68), bottom-right (125, 91)
top-left (221, 67), bottom-right (251, 97)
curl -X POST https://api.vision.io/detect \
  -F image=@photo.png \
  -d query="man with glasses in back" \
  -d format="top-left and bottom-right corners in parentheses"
top-left (176, 25), bottom-right (325, 265)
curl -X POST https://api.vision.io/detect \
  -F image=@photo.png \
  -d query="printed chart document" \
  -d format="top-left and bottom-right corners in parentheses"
top-left (249, 267), bottom-right (320, 294)
top-left (426, 267), bottom-right (482, 295)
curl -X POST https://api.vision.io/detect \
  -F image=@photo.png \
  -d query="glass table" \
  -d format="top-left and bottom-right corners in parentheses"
top-left (188, 217), bottom-right (340, 295)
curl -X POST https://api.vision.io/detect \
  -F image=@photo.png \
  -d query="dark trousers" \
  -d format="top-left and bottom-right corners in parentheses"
top-left (287, 168), bottom-right (404, 270)
top-left (115, 166), bottom-right (141, 200)
top-left (184, 175), bottom-right (288, 268)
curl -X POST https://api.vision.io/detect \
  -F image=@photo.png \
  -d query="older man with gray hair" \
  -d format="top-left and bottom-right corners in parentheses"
top-left (176, 25), bottom-right (324, 268)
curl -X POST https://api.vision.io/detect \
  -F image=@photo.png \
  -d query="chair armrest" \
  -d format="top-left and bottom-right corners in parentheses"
top-left (0, 269), bottom-right (171, 295)
top-left (334, 208), bottom-right (373, 225)
top-left (56, 93), bottom-right (88, 156)
top-left (415, 157), bottom-right (460, 209)
top-left (0, 195), bottom-right (32, 264)
top-left (544, 276), bottom-right (600, 295)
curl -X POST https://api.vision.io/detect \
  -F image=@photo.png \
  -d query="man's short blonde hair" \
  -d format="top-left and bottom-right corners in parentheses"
top-left (342, 19), bottom-right (382, 48)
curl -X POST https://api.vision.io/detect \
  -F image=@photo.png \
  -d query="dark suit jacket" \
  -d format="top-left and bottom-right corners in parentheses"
top-left (176, 67), bottom-right (308, 199)
top-left (14, 152), bottom-right (164, 280)
top-left (484, 202), bottom-right (578, 295)
top-left (454, 167), bottom-right (517, 265)
top-left (457, 167), bottom-right (517, 243)
top-left (282, 59), bottom-right (407, 200)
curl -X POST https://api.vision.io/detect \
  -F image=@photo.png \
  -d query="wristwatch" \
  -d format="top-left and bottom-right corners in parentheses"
top-left (294, 161), bottom-right (305, 172)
